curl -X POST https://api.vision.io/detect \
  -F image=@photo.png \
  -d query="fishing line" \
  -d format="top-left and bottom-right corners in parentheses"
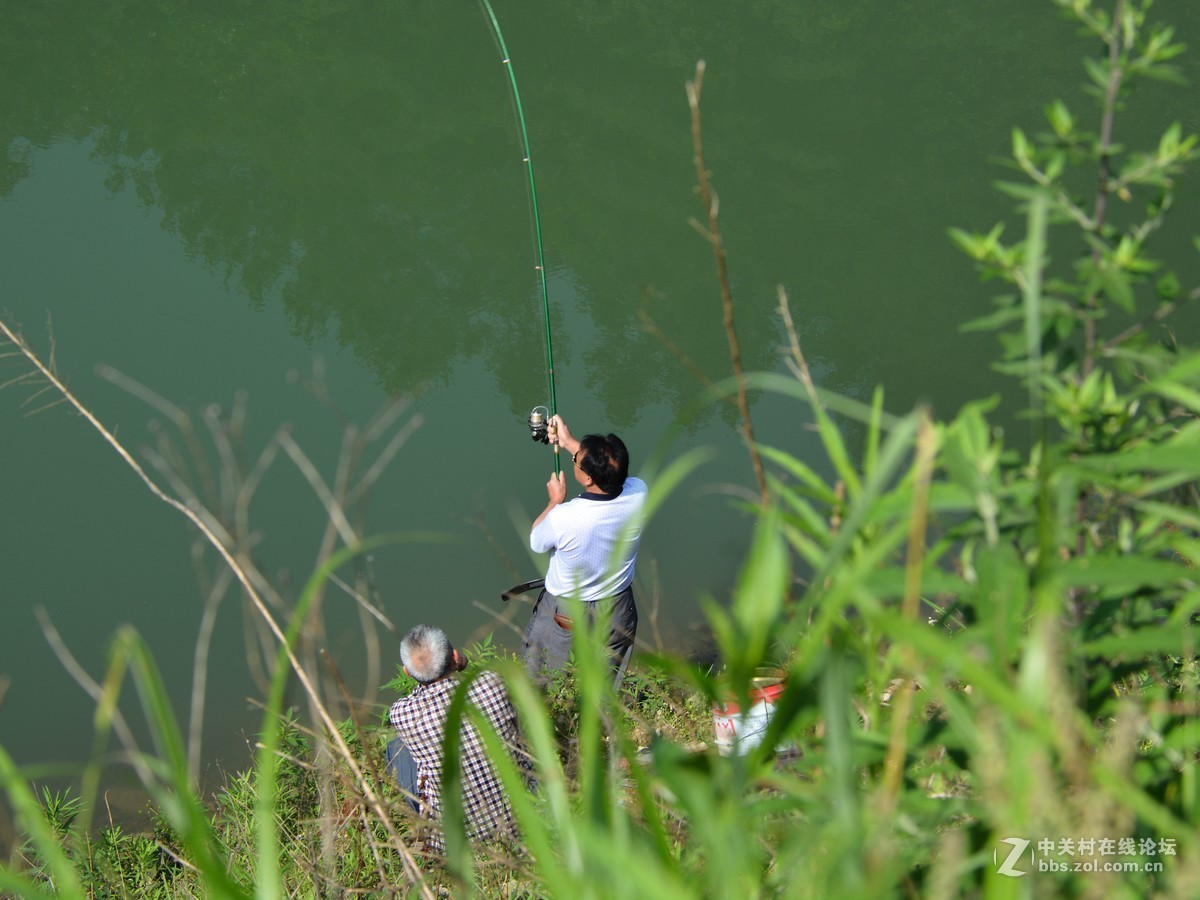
top-left (478, 0), bottom-right (560, 473)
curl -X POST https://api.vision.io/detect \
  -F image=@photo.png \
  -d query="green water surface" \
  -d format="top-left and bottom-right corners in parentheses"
top-left (1, 1), bottom-right (1196, 780)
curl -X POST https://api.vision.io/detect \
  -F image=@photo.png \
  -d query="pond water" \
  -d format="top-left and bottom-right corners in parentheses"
top-left (2, 0), bottom-right (1197, 787)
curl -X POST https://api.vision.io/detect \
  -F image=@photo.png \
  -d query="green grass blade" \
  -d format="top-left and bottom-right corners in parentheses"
top-left (1021, 190), bottom-right (1048, 417)
top-left (499, 668), bottom-right (584, 887)
top-left (255, 532), bottom-right (440, 899)
top-left (118, 630), bottom-right (251, 900)
top-left (0, 870), bottom-right (58, 900)
top-left (816, 410), bottom-right (920, 584)
top-left (864, 384), bottom-right (885, 478)
top-left (460, 666), bottom-right (562, 874)
top-left (439, 672), bottom-right (477, 889)
top-left (0, 745), bottom-right (84, 898)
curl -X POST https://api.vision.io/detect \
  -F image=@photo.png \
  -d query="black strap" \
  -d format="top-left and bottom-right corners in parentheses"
top-left (501, 578), bottom-right (545, 602)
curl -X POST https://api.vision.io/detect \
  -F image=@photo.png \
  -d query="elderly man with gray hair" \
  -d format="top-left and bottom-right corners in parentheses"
top-left (387, 624), bottom-right (536, 854)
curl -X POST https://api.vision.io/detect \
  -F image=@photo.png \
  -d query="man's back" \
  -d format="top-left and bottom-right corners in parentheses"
top-left (530, 476), bottom-right (647, 602)
top-left (389, 670), bottom-right (534, 851)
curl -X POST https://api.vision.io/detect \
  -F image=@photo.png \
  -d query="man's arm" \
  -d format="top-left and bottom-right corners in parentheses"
top-left (531, 470), bottom-right (567, 535)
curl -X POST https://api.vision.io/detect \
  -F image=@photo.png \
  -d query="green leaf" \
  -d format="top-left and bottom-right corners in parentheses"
top-left (974, 542), bottom-right (1030, 665)
top-left (1139, 65), bottom-right (1188, 85)
top-left (773, 478), bottom-right (833, 543)
top-left (758, 444), bottom-right (837, 503)
top-left (1075, 445), bottom-right (1200, 476)
top-left (1083, 624), bottom-right (1197, 658)
top-left (639, 446), bottom-right (715, 524)
top-left (717, 372), bottom-right (902, 431)
top-left (864, 385), bottom-right (885, 479)
top-left (863, 565), bottom-right (968, 599)
top-left (948, 226), bottom-right (985, 260)
top-left (0, 746), bottom-right (84, 898)
top-left (1083, 56), bottom-right (1112, 91)
top-left (1156, 271), bottom-right (1181, 301)
top-left (1046, 99), bottom-right (1075, 139)
top-left (994, 180), bottom-right (1046, 201)
top-left (1100, 264), bottom-right (1137, 313)
top-left (961, 303), bottom-right (1024, 333)
top-left (1012, 127), bottom-right (1032, 163)
top-left (1152, 382), bottom-right (1200, 414)
top-left (819, 633), bottom-right (864, 890)
top-left (732, 507), bottom-right (790, 665)
top-left (486, 664), bottom-right (582, 892)
top-left (816, 410), bottom-right (920, 586)
top-left (1057, 555), bottom-right (1193, 593)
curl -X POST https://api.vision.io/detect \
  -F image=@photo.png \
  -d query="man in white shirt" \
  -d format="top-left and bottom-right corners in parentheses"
top-left (522, 415), bottom-right (646, 680)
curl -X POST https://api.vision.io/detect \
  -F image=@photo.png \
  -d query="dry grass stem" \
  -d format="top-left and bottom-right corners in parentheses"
top-left (35, 608), bottom-right (148, 829)
top-left (353, 411), bottom-right (423, 503)
top-left (645, 560), bottom-right (666, 654)
top-left (327, 571), bottom-right (395, 632)
top-left (469, 599), bottom-right (525, 643)
top-left (638, 307), bottom-right (727, 400)
top-left (777, 285), bottom-right (819, 401)
top-left (188, 566), bottom-right (234, 780)
top-left (97, 363), bottom-right (220, 507)
top-left (0, 370), bottom-right (40, 391)
top-left (686, 59), bottom-right (769, 506)
top-left (278, 428), bottom-right (359, 547)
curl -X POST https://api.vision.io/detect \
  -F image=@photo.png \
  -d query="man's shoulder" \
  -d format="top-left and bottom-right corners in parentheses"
top-left (468, 669), bottom-right (507, 696)
top-left (392, 681), bottom-right (449, 718)
top-left (620, 477), bottom-right (648, 505)
top-left (467, 670), bottom-right (515, 710)
top-left (388, 690), bottom-right (421, 731)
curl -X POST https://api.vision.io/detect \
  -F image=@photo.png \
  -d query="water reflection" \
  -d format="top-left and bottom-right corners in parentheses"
top-left (2, 0), bottom-right (1197, 781)
top-left (5, 1), bottom-right (1152, 421)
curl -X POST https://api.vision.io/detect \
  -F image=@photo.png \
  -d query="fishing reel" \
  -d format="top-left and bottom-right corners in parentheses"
top-left (527, 406), bottom-right (551, 444)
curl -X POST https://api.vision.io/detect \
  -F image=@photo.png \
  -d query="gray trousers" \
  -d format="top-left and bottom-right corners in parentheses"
top-left (386, 737), bottom-right (420, 812)
top-left (520, 586), bottom-right (637, 682)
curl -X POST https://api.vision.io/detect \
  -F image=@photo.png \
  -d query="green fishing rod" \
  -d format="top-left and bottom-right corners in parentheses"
top-left (479, 0), bottom-right (561, 474)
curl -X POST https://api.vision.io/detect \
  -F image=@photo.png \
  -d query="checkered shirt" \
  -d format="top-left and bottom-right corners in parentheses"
top-left (388, 669), bottom-right (536, 853)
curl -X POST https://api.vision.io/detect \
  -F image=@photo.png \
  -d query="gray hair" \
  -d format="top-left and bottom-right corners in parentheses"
top-left (400, 624), bottom-right (453, 684)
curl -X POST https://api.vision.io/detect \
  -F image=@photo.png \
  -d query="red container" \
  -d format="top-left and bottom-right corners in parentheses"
top-left (713, 671), bottom-right (785, 755)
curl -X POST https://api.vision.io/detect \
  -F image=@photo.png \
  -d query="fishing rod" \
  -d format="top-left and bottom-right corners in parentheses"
top-left (478, 0), bottom-right (560, 474)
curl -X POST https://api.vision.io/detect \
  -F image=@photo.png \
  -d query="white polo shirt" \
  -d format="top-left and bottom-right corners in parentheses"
top-left (530, 477), bottom-right (647, 602)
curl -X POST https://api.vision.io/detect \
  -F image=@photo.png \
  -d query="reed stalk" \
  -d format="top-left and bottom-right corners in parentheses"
top-left (686, 61), bottom-right (769, 506)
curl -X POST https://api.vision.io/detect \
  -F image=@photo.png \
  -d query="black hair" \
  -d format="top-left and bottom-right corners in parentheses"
top-left (577, 433), bottom-right (629, 495)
